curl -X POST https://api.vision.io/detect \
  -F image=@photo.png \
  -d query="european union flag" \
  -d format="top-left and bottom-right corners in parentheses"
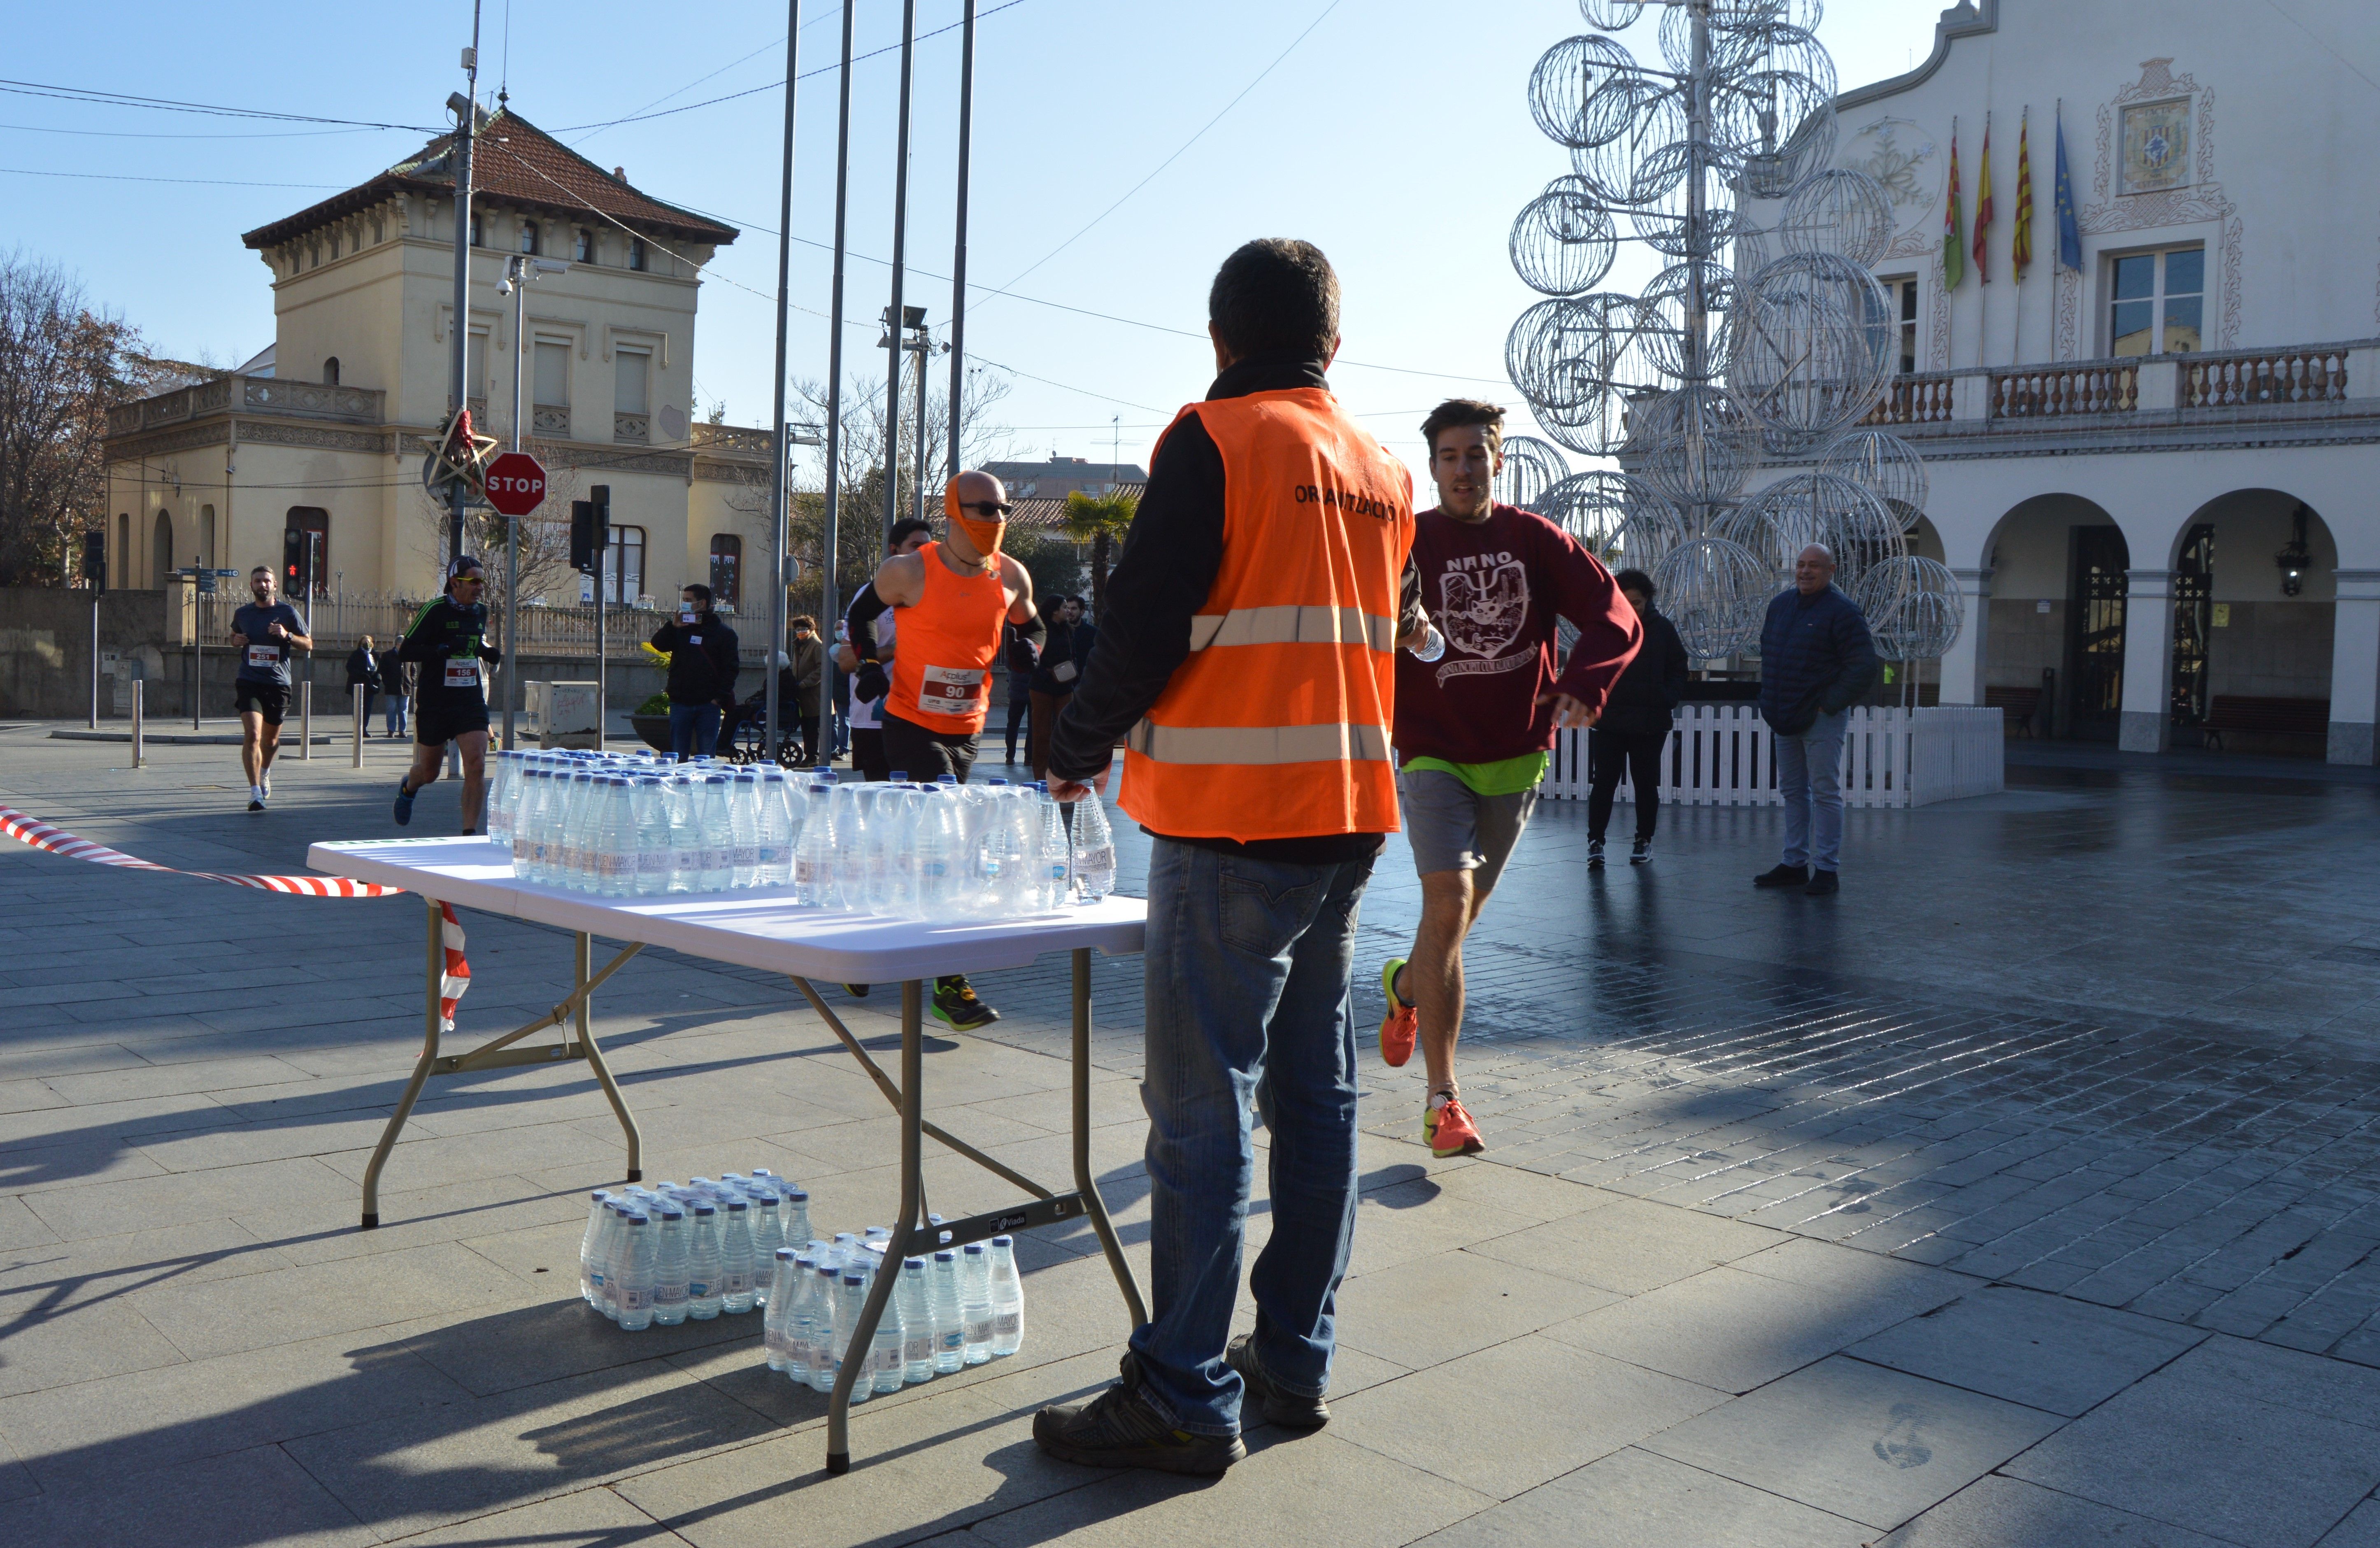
top-left (2054, 109), bottom-right (2082, 271)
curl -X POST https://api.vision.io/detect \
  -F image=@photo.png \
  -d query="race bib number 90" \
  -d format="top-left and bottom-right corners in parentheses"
top-left (918, 666), bottom-right (985, 715)
top-left (444, 659), bottom-right (481, 690)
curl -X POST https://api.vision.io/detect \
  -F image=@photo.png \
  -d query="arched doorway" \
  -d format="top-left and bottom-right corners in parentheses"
top-left (150, 511), bottom-right (174, 590)
top-left (2167, 490), bottom-right (2337, 755)
top-left (1982, 495), bottom-right (2128, 740)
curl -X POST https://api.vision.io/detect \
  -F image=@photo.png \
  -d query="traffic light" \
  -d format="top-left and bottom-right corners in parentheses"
top-left (81, 530), bottom-right (104, 595)
top-left (571, 485), bottom-right (611, 574)
top-left (283, 527), bottom-right (309, 594)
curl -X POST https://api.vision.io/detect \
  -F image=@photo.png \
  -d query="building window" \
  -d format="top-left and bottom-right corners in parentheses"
top-left (116, 513), bottom-right (129, 590)
top-left (469, 215), bottom-right (483, 247)
top-left (467, 331), bottom-right (490, 404)
top-left (614, 348), bottom-right (650, 442)
top-left (283, 507), bottom-right (330, 599)
top-left (710, 535), bottom-right (743, 610)
top-left (370, 218), bottom-right (384, 244)
top-left (533, 342), bottom-right (569, 406)
top-left (323, 357), bottom-right (340, 386)
top-left (2110, 244), bottom-right (2203, 356)
top-left (584, 524), bottom-right (647, 605)
top-left (628, 237), bottom-right (648, 272)
top-left (573, 227), bottom-right (592, 263)
top-left (519, 220), bottom-right (540, 256)
top-left (151, 511), bottom-right (173, 590)
top-left (1882, 277), bottom-right (1919, 374)
top-left (200, 504), bottom-right (216, 568)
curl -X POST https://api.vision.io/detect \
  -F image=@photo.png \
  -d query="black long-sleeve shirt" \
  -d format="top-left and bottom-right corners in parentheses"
top-left (1049, 351), bottom-right (1421, 861)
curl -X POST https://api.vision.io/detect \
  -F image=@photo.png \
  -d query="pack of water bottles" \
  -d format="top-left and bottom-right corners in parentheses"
top-left (579, 1169), bottom-right (1026, 1395)
top-left (482, 750), bottom-right (1117, 919)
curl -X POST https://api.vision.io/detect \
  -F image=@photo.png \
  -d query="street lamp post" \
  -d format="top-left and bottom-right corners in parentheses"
top-left (497, 252), bottom-right (569, 751)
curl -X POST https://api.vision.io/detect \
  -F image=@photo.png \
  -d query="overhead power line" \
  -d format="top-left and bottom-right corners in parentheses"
top-left (0, 78), bottom-right (435, 132)
top-left (0, 166), bottom-right (341, 189)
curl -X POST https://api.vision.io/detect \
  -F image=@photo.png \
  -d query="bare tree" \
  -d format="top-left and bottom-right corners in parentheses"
top-left (405, 461), bottom-right (593, 630)
top-left (0, 251), bottom-right (178, 586)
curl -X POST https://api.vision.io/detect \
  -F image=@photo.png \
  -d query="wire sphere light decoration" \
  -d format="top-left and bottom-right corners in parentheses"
top-left (1722, 471), bottom-right (1901, 589)
top-left (1819, 428), bottom-right (1930, 531)
top-left (1494, 435), bottom-right (1570, 511)
top-left (1728, 251), bottom-right (1895, 442)
top-left (1780, 168), bottom-right (1897, 267)
top-left (1528, 34), bottom-right (1642, 148)
top-left (1511, 184), bottom-right (1619, 296)
top-left (1626, 384), bottom-right (1762, 510)
top-left (1857, 555), bottom-right (1965, 661)
top-left (1654, 537), bottom-right (1776, 659)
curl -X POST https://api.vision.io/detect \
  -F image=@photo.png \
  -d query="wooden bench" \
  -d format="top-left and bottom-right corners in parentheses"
top-left (1984, 685), bottom-right (2045, 737)
top-left (2200, 695), bottom-right (2329, 751)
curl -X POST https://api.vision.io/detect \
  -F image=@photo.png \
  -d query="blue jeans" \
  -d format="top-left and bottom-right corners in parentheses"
top-left (384, 694), bottom-right (407, 738)
top-left (1131, 837), bottom-right (1373, 1436)
top-left (669, 702), bottom-right (720, 761)
top-left (1775, 708), bottom-right (1849, 873)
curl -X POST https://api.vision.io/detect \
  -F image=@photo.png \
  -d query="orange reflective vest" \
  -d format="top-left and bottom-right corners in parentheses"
top-left (886, 542), bottom-right (1010, 734)
top-left (1120, 388), bottom-right (1414, 841)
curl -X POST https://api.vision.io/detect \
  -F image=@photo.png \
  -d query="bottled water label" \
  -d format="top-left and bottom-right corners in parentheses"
top-left (724, 1268), bottom-right (752, 1294)
top-left (964, 1315), bottom-right (993, 1344)
top-left (654, 1283), bottom-right (686, 1307)
top-left (905, 1332), bottom-right (933, 1364)
top-left (686, 1279), bottom-right (709, 1297)
top-left (994, 1310), bottom-right (1021, 1339)
top-left (941, 1329), bottom-right (964, 1352)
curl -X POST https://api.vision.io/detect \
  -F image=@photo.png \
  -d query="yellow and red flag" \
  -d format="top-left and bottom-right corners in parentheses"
top-left (1943, 123), bottom-right (1965, 289)
top-left (2012, 109), bottom-right (2033, 275)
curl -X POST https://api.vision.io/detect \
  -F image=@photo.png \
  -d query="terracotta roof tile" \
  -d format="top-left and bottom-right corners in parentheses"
top-left (242, 107), bottom-right (736, 251)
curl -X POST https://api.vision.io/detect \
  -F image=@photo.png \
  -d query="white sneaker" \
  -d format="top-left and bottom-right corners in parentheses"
top-left (261, 770), bottom-right (272, 797)
top-left (248, 787), bottom-right (266, 812)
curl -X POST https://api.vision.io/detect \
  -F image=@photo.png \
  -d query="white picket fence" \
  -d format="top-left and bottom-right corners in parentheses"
top-left (1544, 704), bottom-right (2004, 810)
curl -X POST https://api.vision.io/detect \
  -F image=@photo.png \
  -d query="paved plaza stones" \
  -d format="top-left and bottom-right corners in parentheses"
top-left (0, 721), bottom-right (2376, 1546)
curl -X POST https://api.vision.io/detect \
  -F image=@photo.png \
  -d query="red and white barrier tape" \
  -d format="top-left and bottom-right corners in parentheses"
top-left (0, 804), bottom-right (472, 1031)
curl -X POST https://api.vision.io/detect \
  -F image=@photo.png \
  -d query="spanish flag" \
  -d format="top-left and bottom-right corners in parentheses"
top-left (2012, 109), bottom-right (2033, 275)
top-left (1943, 122), bottom-right (1965, 290)
top-left (1973, 115), bottom-right (1994, 283)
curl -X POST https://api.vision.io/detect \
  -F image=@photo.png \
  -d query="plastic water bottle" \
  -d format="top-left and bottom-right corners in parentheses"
top-left (598, 777), bottom-right (635, 897)
top-left (686, 1203), bottom-right (723, 1319)
top-left (1408, 620), bottom-right (1447, 662)
top-left (898, 1258), bottom-right (934, 1383)
top-left (830, 1232), bottom-right (861, 1274)
top-left (1071, 788), bottom-right (1115, 903)
top-left (698, 776), bottom-right (734, 892)
top-left (594, 1202), bottom-right (626, 1319)
top-left (749, 1191), bottom-right (786, 1301)
top-left (729, 773), bottom-right (762, 887)
top-left (511, 768), bottom-right (542, 879)
top-left (783, 1187), bottom-right (812, 1248)
top-left (616, 1213), bottom-right (655, 1331)
top-left (486, 751), bottom-right (516, 842)
top-left (836, 1273), bottom-right (874, 1402)
top-left (719, 1199), bottom-right (756, 1313)
top-left (579, 1190), bottom-right (613, 1305)
top-left (807, 1263), bottom-right (841, 1392)
top-left (663, 775), bottom-right (698, 894)
top-left (1036, 790), bottom-right (1073, 911)
top-left (870, 787), bottom-right (912, 915)
top-left (794, 789), bottom-right (837, 906)
top-left (914, 788), bottom-right (961, 921)
top-left (988, 1235), bottom-right (1024, 1356)
top-left (633, 777), bottom-right (672, 897)
top-left (930, 1250), bottom-right (964, 1373)
top-left (782, 1255), bottom-right (819, 1385)
top-left (871, 1275), bottom-right (905, 1394)
top-left (763, 1248), bottom-right (798, 1370)
top-left (651, 1207), bottom-right (690, 1326)
top-left (960, 1242), bottom-right (993, 1365)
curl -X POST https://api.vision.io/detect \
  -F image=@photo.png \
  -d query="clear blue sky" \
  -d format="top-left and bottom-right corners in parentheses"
top-left (7, 0), bottom-right (1942, 487)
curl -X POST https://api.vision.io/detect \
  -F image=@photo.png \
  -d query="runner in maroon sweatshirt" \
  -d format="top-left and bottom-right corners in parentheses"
top-left (1380, 400), bottom-right (1640, 1157)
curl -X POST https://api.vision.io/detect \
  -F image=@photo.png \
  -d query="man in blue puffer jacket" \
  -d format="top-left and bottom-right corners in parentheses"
top-left (1754, 544), bottom-right (1878, 896)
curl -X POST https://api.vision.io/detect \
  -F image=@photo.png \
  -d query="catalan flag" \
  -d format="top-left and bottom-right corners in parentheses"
top-left (1943, 121), bottom-right (1965, 290)
top-left (2012, 108), bottom-right (2033, 275)
top-left (1973, 115), bottom-right (1994, 282)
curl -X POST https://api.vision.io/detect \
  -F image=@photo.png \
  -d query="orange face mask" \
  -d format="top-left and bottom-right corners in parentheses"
top-left (946, 480), bottom-right (1005, 559)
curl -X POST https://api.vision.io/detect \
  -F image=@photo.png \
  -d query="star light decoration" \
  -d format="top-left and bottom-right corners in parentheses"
top-left (1507, 0), bottom-right (1961, 663)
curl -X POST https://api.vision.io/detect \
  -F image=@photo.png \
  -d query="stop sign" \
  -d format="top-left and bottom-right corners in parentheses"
top-left (484, 452), bottom-right (548, 517)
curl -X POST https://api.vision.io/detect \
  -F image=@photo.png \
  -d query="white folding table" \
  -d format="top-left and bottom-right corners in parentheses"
top-left (307, 836), bottom-right (1150, 1472)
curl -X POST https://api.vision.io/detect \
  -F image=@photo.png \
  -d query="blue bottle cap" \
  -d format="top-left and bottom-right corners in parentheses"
top-left (889, 770), bottom-right (909, 782)
top-left (789, 1189), bottom-right (810, 1203)
top-left (934, 1250), bottom-right (956, 1262)
top-left (963, 1242), bottom-right (985, 1255)
top-left (904, 1257), bottom-right (926, 1270)
top-left (591, 1190), bottom-right (611, 1202)
top-left (844, 1273), bottom-right (865, 1286)
top-left (626, 1213), bottom-right (647, 1225)
top-left (986, 777), bottom-right (1008, 786)
top-left (693, 1203), bottom-right (715, 1216)
top-left (937, 774), bottom-right (958, 785)
top-left (659, 1208), bottom-right (683, 1221)
top-left (724, 1197), bottom-right (747, 1211)
top-left (992, 1235), bottom-right (1013, 1247)
top-left (776, 1246), bottom-right (796, 1259)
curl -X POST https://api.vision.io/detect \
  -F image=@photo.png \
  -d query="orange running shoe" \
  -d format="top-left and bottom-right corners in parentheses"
top-left (1424, 1094), bottom-right (1485, 1158)
top-left (1378, 959), bottom-right (1416, 1068)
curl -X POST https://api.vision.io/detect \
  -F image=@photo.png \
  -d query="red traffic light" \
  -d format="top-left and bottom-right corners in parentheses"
top-left (484, 452), bottom-right (549, 517)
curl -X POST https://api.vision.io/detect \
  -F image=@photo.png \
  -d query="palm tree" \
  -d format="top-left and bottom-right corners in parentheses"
top-left (1062, 489), bottom-right (1137, 619)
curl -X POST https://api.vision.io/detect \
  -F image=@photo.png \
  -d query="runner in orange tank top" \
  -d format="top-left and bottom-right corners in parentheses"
top-left (842, 469), bottom-right (1042, 1030)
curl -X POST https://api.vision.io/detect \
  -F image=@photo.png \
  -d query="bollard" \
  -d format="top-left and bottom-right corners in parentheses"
top-left (131, 679), bottom-right (145, 768)
top-left (300, 681), bottom-right (313, 760)
top-left (352, 684), bottom-right (365, 768)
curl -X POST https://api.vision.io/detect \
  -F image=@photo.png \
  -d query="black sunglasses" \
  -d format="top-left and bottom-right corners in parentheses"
top-left (956, 500), bottom-right (1012, 518)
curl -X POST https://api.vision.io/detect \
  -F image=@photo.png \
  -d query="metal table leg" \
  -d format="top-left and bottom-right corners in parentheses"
top-left (575, 930), bottom-right (642, 1182)
top-left (1074, 947), bottom-right (1147, 1327)
top-left (361, 897), bottom-right (446, 1228)
top-left (827, 978), bottom-right (924, 1475)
